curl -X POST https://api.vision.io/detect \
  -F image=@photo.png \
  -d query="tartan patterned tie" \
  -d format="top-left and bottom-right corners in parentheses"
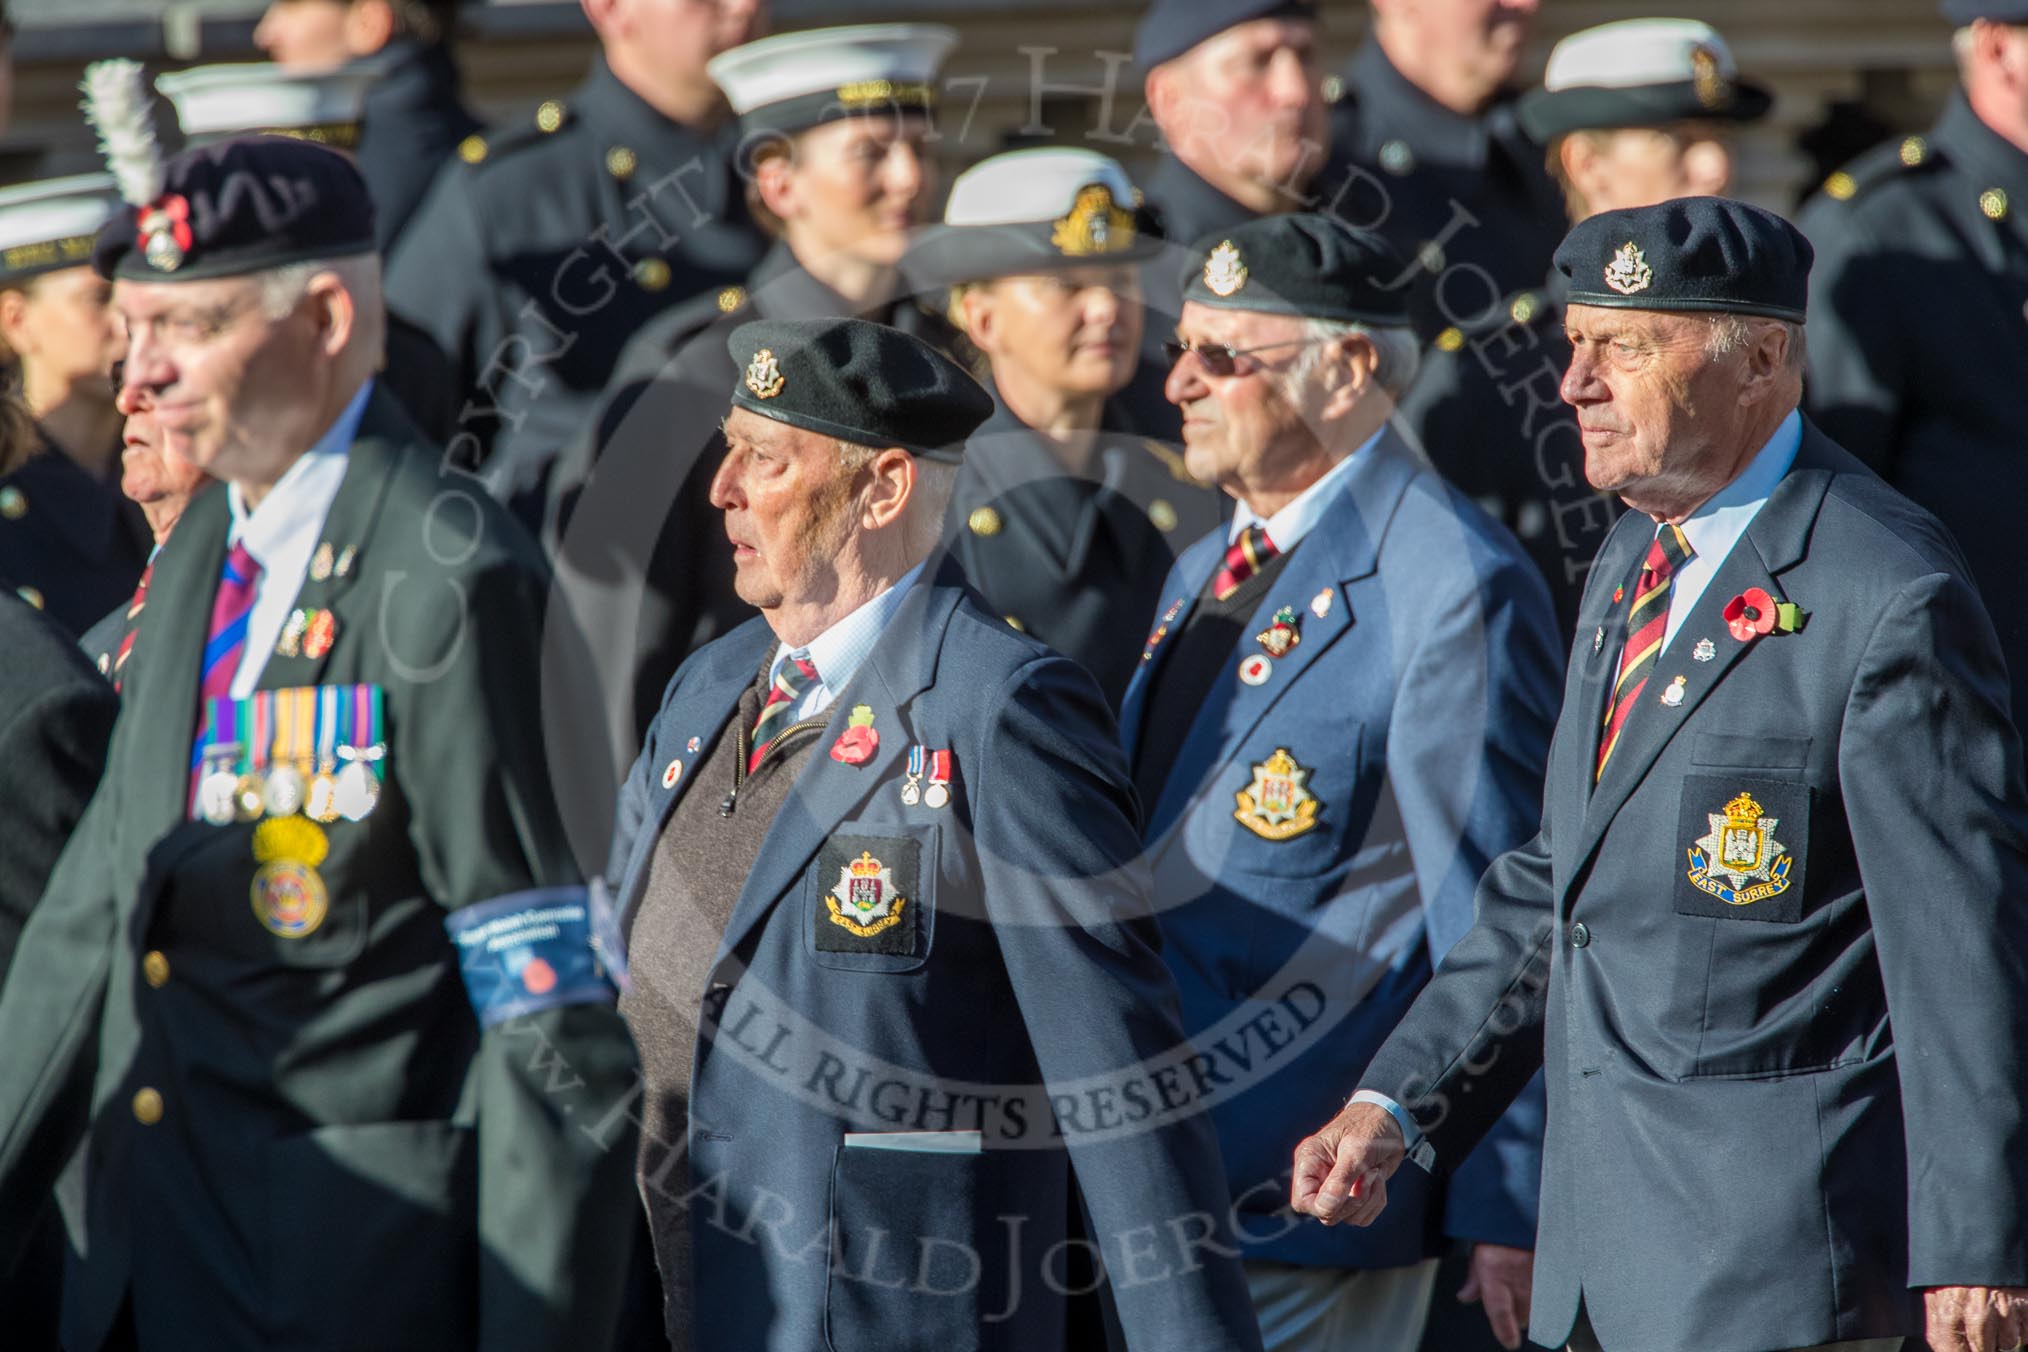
top-left (1596, 523), bottom-right (1694, 779)
top-left (749, 653), bottom-right (819, 773)
top-left (111, 561), bottom-right (152, 693)
top-left (199, 541), bottom-right (262, 706)
top-left (1211, 524), bottom-right (1278, 602)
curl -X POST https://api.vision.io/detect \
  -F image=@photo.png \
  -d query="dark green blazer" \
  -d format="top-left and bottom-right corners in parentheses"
top-left (0, 389), bottom-right (641, 1351)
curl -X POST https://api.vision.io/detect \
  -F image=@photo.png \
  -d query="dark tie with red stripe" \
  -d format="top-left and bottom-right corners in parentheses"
top-left (111, 562), bottom-right (152, 693)
top-left (1211, 524), bottom-right (1278, 602)
top-left (1597, 524), bottom-right (1694, 779)
top-left (749, 653), bottom-right (819, 773)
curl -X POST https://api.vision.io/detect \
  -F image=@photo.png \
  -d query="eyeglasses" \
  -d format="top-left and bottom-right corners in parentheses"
top-left (1162, 336), bottom-right (1332, 377)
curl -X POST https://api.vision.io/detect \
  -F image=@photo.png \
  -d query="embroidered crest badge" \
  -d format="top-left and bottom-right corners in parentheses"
top-left (1234, 748), bottom-right (1321, 841)
top-left (1604, 240), bottom-right (1654, 296)
top-left (827, 850), bottom-right (908, 938)
top-left (1686, 790), bottom-right (1794, 906)
top-left (1690, 44), bottom-right (1731, 110)
top-left (1050, 184), bottom-right (1136, 257)
top-left (1203, 240), bottom-right (1248, 298)
top-left (744, 347), bottom-right (785, 399)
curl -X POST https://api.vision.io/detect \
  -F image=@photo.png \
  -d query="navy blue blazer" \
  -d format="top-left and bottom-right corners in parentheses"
top-left (1117, 428), bottom-right (1562, 1268)
top-left (1362, 422), bottom-right (2028, 1350)
top-left (607, 571), bottom-right (1264, 1352)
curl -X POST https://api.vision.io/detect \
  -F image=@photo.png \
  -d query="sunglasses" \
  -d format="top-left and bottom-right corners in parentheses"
top-left (1161, 336), bottom-right (1332, 377)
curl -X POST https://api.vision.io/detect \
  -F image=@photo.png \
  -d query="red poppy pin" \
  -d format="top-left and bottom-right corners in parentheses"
top-left (1723, 586), bottom-right (1806, 643)
top-left (831, 704), bottom-right (879, 765)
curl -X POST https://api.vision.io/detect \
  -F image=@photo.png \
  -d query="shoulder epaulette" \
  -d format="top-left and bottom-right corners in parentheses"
top-left (457, 98), bottom-right (575, 171)
top-left (1820, 133), bottom-right (1942, 205)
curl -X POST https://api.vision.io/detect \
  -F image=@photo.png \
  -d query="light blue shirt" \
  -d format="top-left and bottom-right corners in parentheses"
top-left (226, 377), bottom-right (374, 698)
top-left (765, 560), bottom-right (928, 725)
top-left (1229, 426), bottom-right (1387, 550)
top-left (1660, 408), bottom-right (1803, 653)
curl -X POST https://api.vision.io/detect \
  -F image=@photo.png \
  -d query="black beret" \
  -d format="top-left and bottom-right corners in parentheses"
top-left (1179, 213), bottom-right (1412, 326)
top-left (1941, 0), bottom-right (2028, 22)
top-left (726, 318), bottom-right (993, 464)
top-left (91, 135), bottom-right (375, 283)
top-left (1556, 196), bottom-right (1813, 323)
top-left (1134, 0), bottom-right (1316, 71)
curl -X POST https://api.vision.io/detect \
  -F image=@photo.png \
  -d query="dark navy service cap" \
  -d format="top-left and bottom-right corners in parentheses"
top-left (727, 318), bottom-right (993, 463)
top-left (91, 135), bottom-right (375, 282)
top-left (1134, 0), bottom-right (1317, 71)
top-left (1555, 196), bottom-right (1813, 323)
top-left (1941, 1), bottom-right (2028, 23)
top-left (1180, 213), bottom-right (1412, 327)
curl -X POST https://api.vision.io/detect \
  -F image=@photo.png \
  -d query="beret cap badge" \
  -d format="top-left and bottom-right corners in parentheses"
top-left (1203, 239), bottom-right (1248, 298)
top-left (744, 347), bottom-right (785, 400)
top-left (1604, 240), bottom-right (1654, 296)
top-left (1050, 183), bottom-right (1136, 258)
top-left (137, 194), bottom-right (192, 272)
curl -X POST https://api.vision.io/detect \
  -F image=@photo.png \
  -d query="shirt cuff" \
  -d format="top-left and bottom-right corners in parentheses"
top-left (1350, 1090), bottom-right (1437, 1171)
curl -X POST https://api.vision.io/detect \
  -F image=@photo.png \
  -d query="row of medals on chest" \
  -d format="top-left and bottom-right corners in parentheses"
top-left (197, 741), bottom-right (384, 827)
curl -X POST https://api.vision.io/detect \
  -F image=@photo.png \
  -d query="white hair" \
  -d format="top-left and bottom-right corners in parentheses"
top-left (1703, 313), bottom-right (1807, 371)
top-left (256, 255), bottom-right (382, 319)
top-left (836, 437), bottom-right (956, 559)
top-left (1287, 318), bottom-right (1422, 398)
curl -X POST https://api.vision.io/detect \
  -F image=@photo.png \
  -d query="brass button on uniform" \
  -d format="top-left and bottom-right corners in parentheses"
top-left (633, 258), bottom-right (671, 292)
top-left (1148, 498), bottom-right (1178, 532)
top-left (605, 145), bottom-right (638, 181)
top-left (1435, 327), bottom-right (1464, 354)
top-left (717, 286), bottom-right (746, 313)
top-left (535, 100), bottom-right (565, 134)
top-left (457, 134), bottom-right (488, 165)
top-left (1983, 188), bottom-right (2010, 222)
top-left (0, 485), bottom-right (25, 518)
top-left (16, 585), bottom-right (42, 609)
top-left (142, 951), bottom-right (170, 987)
top-left (132, 1087), bottom-right (163, 1125)
top-left (1004, 615), bottom-right (1025, 632)
top-left (968, 506), bottom-right (1002, 537)
top-left (1900, 135), bottom-right (1927, 167)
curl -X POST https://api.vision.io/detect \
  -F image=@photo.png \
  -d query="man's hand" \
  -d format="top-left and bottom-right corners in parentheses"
top-left (1458, 1243), bottom-right (1533, 1350)
top-left (1926, 1286), bottom-right (2028, 1352)
top-left (1289, 1101), bottom-right (1406, 1226)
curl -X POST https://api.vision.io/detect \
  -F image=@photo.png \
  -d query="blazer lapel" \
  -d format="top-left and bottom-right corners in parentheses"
top-left (117, 486), bottom-right (231, 843)
top-left (616, 624), bottom-right (776, 932)
top-left (711, 579), bottom-right (958, 971)
top-left (1572, 517), bottom-right (1656, 807)
top-left (1144, 435), bottom-right (1417, 841)
top-left (256, 396), bottom-right (408, 691)
top-left (1566, 441), bottom-right (1833, 888)
top-left (1118, 534), bottom-right (1222, 762)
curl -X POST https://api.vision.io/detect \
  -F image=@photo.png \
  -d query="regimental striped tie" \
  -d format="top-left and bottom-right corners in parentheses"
top-left (111, 562), bottom-right (152, 693)
top-left (749, 652), bottom-right (819, 773)
top-left (1211, 524), bottom-right (1279, 602)
top-left (1596, 523), bottom-right (1694, 780)
top-left (199, 541), bottom-right (262, 706)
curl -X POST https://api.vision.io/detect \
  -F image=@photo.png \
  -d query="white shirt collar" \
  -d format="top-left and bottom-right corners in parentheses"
top-left (226, 378), bottom-right (374, 567)
top-left (1229, 425), bottom-right (1386, 550)
top-left (1660, 407), bottom-right (1803, 652)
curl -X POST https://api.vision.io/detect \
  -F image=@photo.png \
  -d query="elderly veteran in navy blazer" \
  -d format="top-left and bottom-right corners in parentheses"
top-left (603, 316), bottom-right (1264, 1352)
top-left (0, 136), bottom-right (641, 1351)
top-left (1294, 198), bottom-right (2028, 1352)
top-left (1119, 213), bottom-right (1561, 1352)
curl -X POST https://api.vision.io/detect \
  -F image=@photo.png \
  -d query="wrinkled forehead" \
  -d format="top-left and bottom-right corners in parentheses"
top-left (113, 273), bottom-right (262, 323)
top-left (1174, 299), bottom-right (1307, 344)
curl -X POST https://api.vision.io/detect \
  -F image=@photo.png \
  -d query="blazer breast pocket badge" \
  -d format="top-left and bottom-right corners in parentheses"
top-left (816, 835), bottom-right (921, 957)
top-left (1234, 748), bottom-right (1322, 841)
top-left (1674, 775), bottom-right (1809, 923)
